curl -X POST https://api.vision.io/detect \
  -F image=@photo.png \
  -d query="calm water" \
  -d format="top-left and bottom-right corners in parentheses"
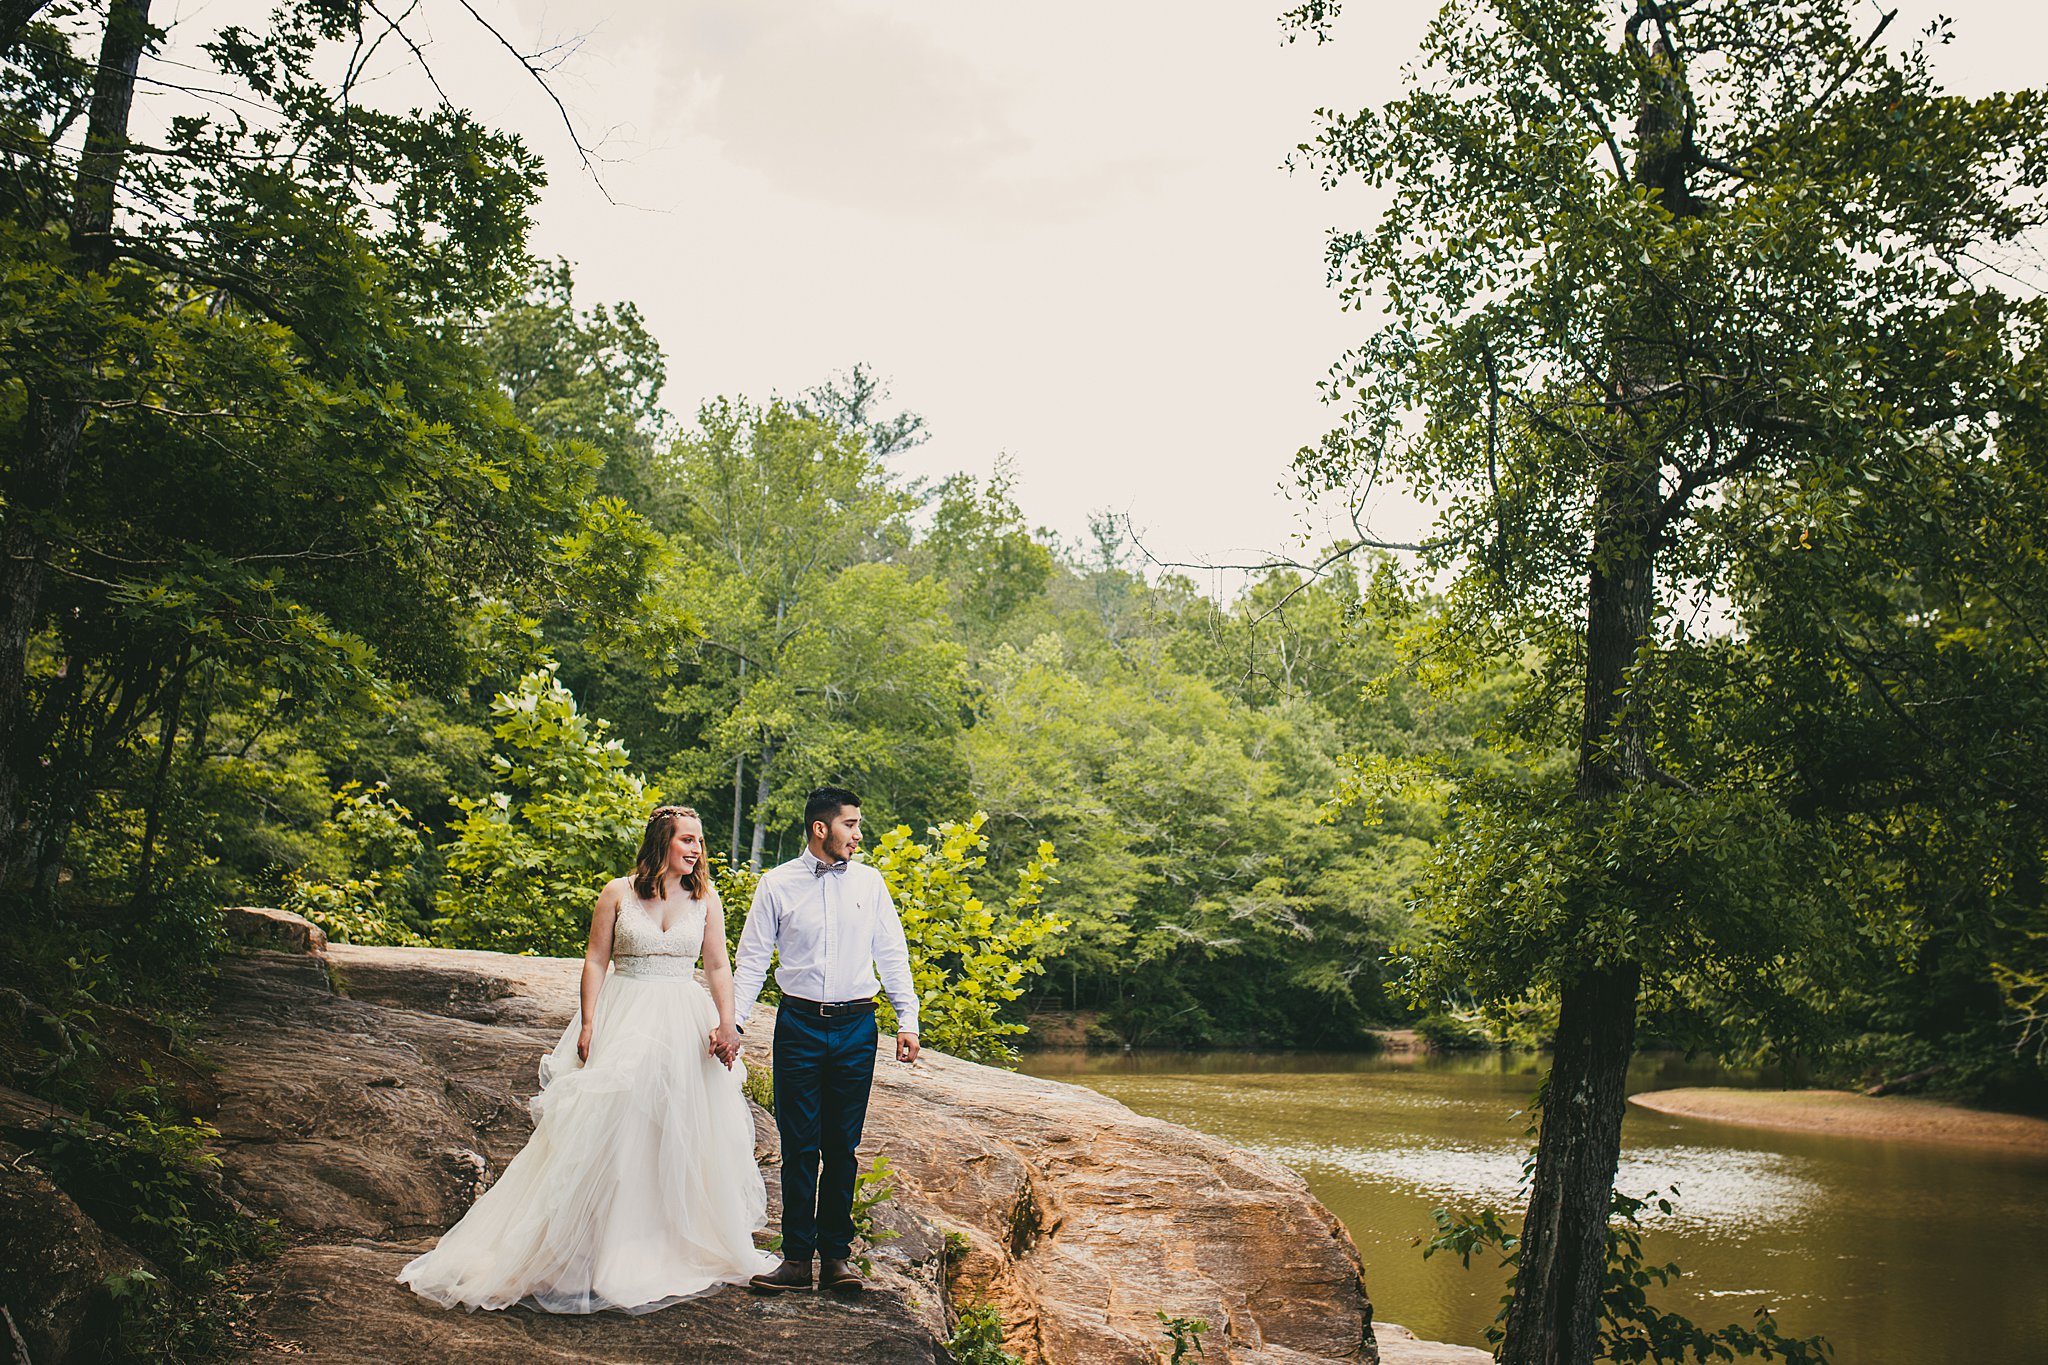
top-left (1019, 1050), bottom-right (2048, 1364)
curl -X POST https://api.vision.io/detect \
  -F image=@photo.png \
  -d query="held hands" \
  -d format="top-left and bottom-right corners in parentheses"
top-left (708, 1023), bottom-right (742, 1069)
top-left (895, 1032), bottom-right (920, 1064)
top-left (577, 1023), bottom-right (593, 1063)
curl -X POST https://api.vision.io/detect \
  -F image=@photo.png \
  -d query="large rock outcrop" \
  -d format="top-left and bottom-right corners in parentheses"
top-left (201, 914), bottom-right (1474, 1363)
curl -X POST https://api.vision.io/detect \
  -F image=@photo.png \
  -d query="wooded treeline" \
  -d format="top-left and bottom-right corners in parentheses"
top-left (0, 0), bottom-right (1463, 1054)
top-left (3, 2), bottom-right (2045, 1091)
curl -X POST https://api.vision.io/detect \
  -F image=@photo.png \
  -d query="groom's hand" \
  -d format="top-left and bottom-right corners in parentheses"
top-left (895, 1032), bottom-right (920, 1064)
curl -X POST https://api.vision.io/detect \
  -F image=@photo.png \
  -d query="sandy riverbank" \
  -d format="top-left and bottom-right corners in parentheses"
top-left (1631, 1086), bottom-right (2048, 1152)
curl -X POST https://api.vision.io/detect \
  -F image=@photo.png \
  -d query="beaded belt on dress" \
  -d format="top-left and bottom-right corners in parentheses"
top-left (612, 956), bottom-right (694, 979)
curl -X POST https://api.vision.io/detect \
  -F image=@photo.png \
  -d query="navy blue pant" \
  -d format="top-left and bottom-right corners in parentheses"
top-left (771, 1007), bottom-right (877, 1260)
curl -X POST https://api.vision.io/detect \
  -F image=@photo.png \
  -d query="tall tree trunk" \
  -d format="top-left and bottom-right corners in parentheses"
top-left (0, 0), bottom-right (153, 890)
top-left (0, 394), bottom-right (88, 889)
top-left (746, 740), bottom-right (776, 872)
top-left (1498, 440), bottom-right (1660, 1365)
top-left (68, 0), bottom-right (151, 268)
top-left (132, 656), bottom-right (189, 901)
top-left (729, 751), bottom-right (746, 868)
top-left (1498, 38), bottom-right (1690, 1365)
top-left (727, 654), bottom-right (750, 868)
top-left (1500, 960), bottom-right (1644, 1362)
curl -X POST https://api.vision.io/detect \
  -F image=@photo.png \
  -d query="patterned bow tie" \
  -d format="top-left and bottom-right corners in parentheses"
top-left (811, 859), bottom-right (849, 877)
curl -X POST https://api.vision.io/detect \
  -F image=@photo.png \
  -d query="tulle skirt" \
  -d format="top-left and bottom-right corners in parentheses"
top-left (397, 967), bottom-right (777, 1313)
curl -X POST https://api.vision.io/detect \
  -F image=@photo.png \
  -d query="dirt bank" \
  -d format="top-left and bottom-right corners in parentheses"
top-left (1629, 1087), bottom-right (2048, 1152)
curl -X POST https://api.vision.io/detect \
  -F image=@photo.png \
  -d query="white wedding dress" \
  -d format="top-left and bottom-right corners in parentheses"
top-left (398, 883), bottom-right (777, 1313)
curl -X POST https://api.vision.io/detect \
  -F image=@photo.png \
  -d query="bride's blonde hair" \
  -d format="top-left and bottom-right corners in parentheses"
top-left (632, 805), bottom-right (710, 901)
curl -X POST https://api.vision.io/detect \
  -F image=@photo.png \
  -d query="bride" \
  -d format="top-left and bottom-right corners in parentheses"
top-left (398, 804), bottom-right (778, 1313)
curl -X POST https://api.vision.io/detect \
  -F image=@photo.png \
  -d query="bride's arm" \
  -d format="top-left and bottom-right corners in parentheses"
top-left (701, 891), bottom-right (740, 1066)
top-left (578, 882), bottom-right (621, 1061)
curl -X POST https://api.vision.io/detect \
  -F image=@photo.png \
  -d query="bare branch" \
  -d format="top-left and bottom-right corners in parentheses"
top-left (1654, 440), bottom-right (1764, 533)
top-left (447, 0), bottom-right (615, 203)
top-left (1126, 522), bottom-right (1440, 578)
top-left (110, 236), bottom-right (299, 328)
top-left (361, 0), bottom-right (454, 109)
top-left (1123, 503), bottom-right (1459, 644)
top-left (693, 636), bottom-right (770, 674)
top-left (84, 398), bottom-right (282, 421)
top-left (1794, 6), bottom-right (1897, 131)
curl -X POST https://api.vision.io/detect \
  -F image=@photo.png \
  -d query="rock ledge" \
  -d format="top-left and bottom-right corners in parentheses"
top-left (198, 910), bottom-right (1466, 1363)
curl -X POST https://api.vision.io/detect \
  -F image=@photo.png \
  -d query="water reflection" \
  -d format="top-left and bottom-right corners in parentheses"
top-left (1020, 1048), bottom-right (2048, 1365)
top-left (1255, 1138), bottom-right (1526, 1204)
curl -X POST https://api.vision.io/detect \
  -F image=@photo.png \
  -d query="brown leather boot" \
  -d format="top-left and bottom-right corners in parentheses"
top-left (819, 1256), bottom-right (864, 1292)
top-left (748, 1257), bottom-right (814, 1293)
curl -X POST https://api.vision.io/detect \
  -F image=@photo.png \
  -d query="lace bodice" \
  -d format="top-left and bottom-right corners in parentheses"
top-left (610, 883), bottom-right (706, 979)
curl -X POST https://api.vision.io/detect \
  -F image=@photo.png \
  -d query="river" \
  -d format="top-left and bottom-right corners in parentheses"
top-left (1019, 1049), bottom-right (2048, 1364)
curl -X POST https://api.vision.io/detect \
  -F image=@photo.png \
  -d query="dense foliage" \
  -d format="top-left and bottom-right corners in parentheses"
top-left (0, 4), bottom-right (600, 1352)
top-left (2, 0), bottom-right (2039, 1143)
top-left (432, 667), bottom-right (655, 956)
top-left (867, 814), bottom-right (1062, 1064)
top-left (1289, 0), bottom-right (2048, 1357)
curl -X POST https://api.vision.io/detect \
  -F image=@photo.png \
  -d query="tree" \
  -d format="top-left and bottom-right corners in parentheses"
top-left (0, 2), bottom-right (584, 898)
top-left (475, 259), bottom-right (672, 508)
top-left (920, 463), bottom-right (1057, 639)
top-left (797, 362), bottom-right (930, 459)
top-left (651, 396), bottom-right (964, 867)
top-left (436, 666), bottom-right (654, 957)
top-left (472, 263), bottom-right (686, 757)
top-left (1707, 422), bottom-right (2048, 1092)
top-left (1289, 2), bottom-right (2047, 1360)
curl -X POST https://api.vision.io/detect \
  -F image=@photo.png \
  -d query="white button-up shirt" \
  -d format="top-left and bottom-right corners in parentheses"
top-left (733, 848), bottom-right (920, 1035)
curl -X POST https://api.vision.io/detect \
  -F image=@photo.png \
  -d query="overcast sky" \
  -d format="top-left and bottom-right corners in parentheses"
top-left (163, 1), bottom-right (2048, 585)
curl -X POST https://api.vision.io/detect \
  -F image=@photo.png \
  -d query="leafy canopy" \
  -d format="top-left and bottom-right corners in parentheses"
top-left (1291, 0), bottom-right (2048, 1057)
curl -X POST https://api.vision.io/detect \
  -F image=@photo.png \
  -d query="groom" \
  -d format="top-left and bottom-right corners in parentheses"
top-left (732, 785), bottom-right (921, 1293)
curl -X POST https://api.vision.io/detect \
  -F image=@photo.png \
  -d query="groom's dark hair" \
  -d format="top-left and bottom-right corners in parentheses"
top-left (804, 786), bottom-right (861, 839)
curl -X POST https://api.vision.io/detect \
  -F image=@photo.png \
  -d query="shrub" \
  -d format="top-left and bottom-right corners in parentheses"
top-left (947, 1302), bottom-right (1023, 1365)
top-left (31, 1105), bottom-right (276, 1361)
top-left (436, 666), bottom-right (654, 956)
top-left (739, 1063), bottom-right (774, 1113)
top-left (869, 813), bottom-right (1063, 1065)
